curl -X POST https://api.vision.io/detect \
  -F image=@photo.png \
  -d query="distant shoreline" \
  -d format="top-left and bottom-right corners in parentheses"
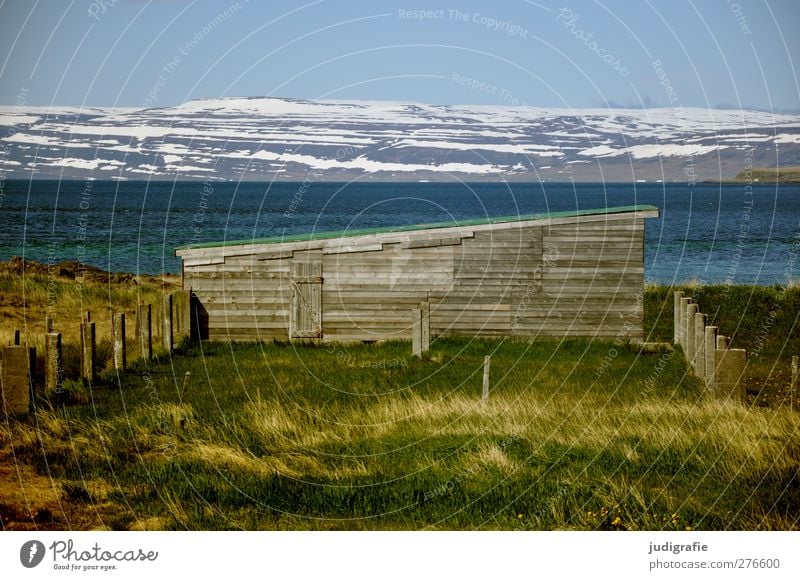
top-left (704, 166), bottom-right (800, 184)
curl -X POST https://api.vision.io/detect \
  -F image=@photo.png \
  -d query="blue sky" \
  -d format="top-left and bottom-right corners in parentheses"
top-left (1, 0), bottom-right (798, 111)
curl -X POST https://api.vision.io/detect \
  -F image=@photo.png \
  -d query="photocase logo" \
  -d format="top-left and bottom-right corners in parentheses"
top-left (20, 540), bottom-right (46, 568)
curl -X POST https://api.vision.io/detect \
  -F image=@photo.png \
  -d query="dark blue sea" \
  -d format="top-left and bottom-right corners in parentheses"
top-left (0, 180), bottom-right (798, 285)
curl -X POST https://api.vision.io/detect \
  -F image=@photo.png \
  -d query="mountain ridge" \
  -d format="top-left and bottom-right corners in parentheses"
top-left (1, 96), bottom-right (798, 182)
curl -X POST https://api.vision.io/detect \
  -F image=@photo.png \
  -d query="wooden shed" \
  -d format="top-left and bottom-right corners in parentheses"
top-left (175, 205), bottom-right (659, 342)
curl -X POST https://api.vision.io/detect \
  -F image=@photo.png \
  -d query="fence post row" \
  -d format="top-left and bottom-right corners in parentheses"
top-left (2, 294), bottom-right (202, 416)
top-left (673, 294), bottom-right (749, 403)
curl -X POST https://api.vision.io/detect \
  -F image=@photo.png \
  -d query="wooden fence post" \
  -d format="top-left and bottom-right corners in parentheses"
top-left (113, 312), bottom-right (126, 371)
top-left (693, 312), bottom-right (706, 378)
top-left (0, 346), bottom-right (35, 416)
top-left (181, 371), bottom-right (191, 400)
top-left (715, 348), bottom-right (747, 403)
top-left (180, 289), bottom-right (191, 338)
top-left (412, 308), bottom-right (422, 358)
top-left (420, 301), bottom-right (430, 353)
top-left (679, 297), bottom-right (691, 351)
top-left (704, 326), bottom-right (718, 393)
top-left (45, 315), bottom-right (54, 333)
top-left (791, 356), bottom-right (798, 412)
top-left (163, 294), bottom-right (173, 352)
top-left (482, 355), bottom-right (491, 403)
top-left (673, 291), bottom-right (684, 345)
top-left (685, 303), bottom-right (697, 367)
top-left (13, 330), bottom-right (20, 346)
top-left (188, 290), bottom-right (200, 341)
top-left (717, 335), bottom-right (728, 350)
top-left (45, 332), bottom-right (63, 396)
top-left (681, 296), bottom-right (692, 354)
top-left (137, 304), bottom-right (152, 361)
top-left (80, 318), bottom-right (96, 384)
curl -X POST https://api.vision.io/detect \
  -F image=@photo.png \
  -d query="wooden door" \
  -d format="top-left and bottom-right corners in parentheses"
top-left (290, 261), bottom-right (323, 339)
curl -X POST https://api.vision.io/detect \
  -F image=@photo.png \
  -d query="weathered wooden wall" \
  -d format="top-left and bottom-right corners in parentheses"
top-left (178, 209), bottom-right (654, 342)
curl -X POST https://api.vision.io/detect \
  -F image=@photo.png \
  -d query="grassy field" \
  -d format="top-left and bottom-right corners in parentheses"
top-left (1, 265), bottom-right (799, 531)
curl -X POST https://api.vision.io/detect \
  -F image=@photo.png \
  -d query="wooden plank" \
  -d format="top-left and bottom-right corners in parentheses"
top-left (514, 308), bottom-right (642, 318)
top-left (320, 332), bottom-right (411, 341)
top-left (324, 290), bottom-right (428, 297)
top-left (183, 256), bottom-right (226, 267)
top-left (323, 243), bottom-right (384, 255)
top-left (430, 322), bottom-right (512, 331)
top-left (324, 282), bottom-right (452, 291)
top-left (323, 268), bottom-right (453, 276)
top-left (323, 307), bottom-right (429, 316)
top-left (543, 248), bottom-right (643, 256)
top-left (543, 267), bottom-right (644, 275)
top-left (510, 320), bottom-right (639, 330)
top-left (543, 235), bottom-right (639, 242)
top-left (208, 321), bottom-right (290, 330)
top-left (201, 297), bottom-right (290, 306)
top-left (203, 308), bottom-right (290, 317)
top-left (546, 224), bottom-right (642, 232)
top-left (324, 258), bottom-right (450, 266)
top-left (432, 303), bottom-right (512, 311)
top-left (510, 329), bottom-right (644, 338)
top-left (206, 262), bottom-right (287, 273)
top-left (324, 293), bottom-right (428, 301)
top-left (542, 275), bottom-right (643, 284)
top-left (402, 237), bottom-right (464, 250)
top-left (207, 331), bottom-right (289, 340)
top-left (186, 270), bottom-right (291, 279)
top-left (324, 319), bottom-right (414, 327)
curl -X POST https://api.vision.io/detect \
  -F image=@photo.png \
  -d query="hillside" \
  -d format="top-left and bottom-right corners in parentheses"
top-left (1, 98), bottom-right (799, 182)
top-left (732, 166), bottom-right (800, 183)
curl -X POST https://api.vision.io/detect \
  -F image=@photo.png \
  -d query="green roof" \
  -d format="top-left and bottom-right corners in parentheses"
top-left (176, 204), bottom-right (659, 251)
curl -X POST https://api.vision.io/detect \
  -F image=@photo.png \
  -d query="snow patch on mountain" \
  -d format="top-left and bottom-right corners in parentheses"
top-left (1, 96), bottom-right (798, 180)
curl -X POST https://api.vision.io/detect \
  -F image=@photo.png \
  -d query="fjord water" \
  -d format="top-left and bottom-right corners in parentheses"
top-left (1, 180), bottom-right (797, 284)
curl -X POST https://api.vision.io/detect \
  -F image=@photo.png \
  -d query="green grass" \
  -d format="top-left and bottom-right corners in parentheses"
top-left (2, 281), bottom-right (798, 530)
top-left (3, 336), bottom-right (798, 531)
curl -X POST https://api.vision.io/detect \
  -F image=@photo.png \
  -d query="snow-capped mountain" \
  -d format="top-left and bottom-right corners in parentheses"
top-left (1, 97), bottom-right (798, 181)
